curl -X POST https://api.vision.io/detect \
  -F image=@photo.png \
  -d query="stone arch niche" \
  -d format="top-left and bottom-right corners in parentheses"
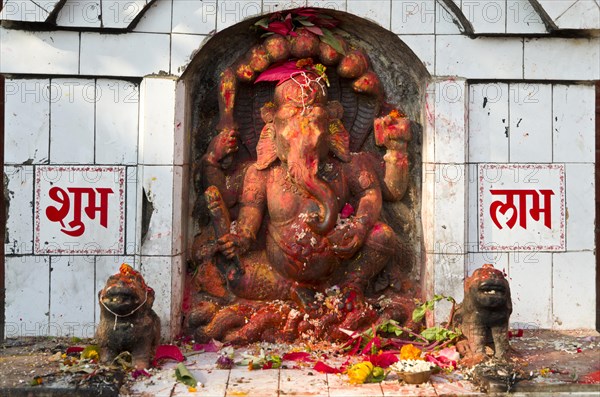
top-left (180, 8), bottom-right (430, 344)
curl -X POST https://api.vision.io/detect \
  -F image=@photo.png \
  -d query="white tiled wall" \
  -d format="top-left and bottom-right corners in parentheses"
top-left (467, 82), bottom-right (596, 329)
top-left (49, 79), bottom-right (95, 164)
top-left (4, 166), bottom-right (34, 254)
top-left (4, 79), bottom-right (50, 164)
top-left (3, 76), bottom-right (183, 338)
top-left (95, 79), bottom-right (140, 165)
top-left (4, 256), bottom-right (50, 338)
top-left (2, 2), bottom-right (599, 338)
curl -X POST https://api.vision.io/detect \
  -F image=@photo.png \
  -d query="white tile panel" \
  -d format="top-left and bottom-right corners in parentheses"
top-left (55, 0), bottom-right (101, 28)
top-left (508, 83), bottom-right (552, 163)
top-left (553, 84), bottom-right (596, 163)
top-left (173, 80), bottom-right (188, 166)
top-left (433, 254), bottom-right (465, 324)
top-left (4, 78), bottom-right (50, 165)
top-left (126, 166), bottom-right (139, 255)
top-left (468, 83), bottom-right (510, 163)
top-left (436, 36), bottom-right (523, 79)
top-left (133, 0), bottom-right (173, 33)
top-left (140, 256), bottom-right (172, 337)
top-left (102, 0), bottom-right (148, 29)
top-left (399, 34), bottom-right (435, 74)
top-left (524, 38), bottom-right (600, 81)
top-left (506, 0), bottom-right (547, 34)
top-left (171, 33), bottom-right (207, 76)
top-left (347, 0), bottom-right (391, 29)
top-left (4, 256), bottom-right (50, 338)
top-left (436, 0), bottom-right (463, 34)
top-left (554, 0), bottom-right (600, 30)
top-left (508, 252), bottom-right (553, 328)
top-left (34, 166), bottom-right (126, 255)
top-left (0, 29), bottom-right (80, 75)
top-left (50, 256), bottom-right (96, 338)
top-left (49, 79), bottom-right (96, 164)
top-left (80, 32), bottom-right (171, 77)
top-left (0, 0), bottom-right (49, 22)
top-left (138, 77), bottom-right (177, 165)
top-left (140, 166), bottom-right (174, 256)
top-left (422, 163), bottom-right (435, 253)
top-left (434, 79), bottom-right (467, 163)
top-left (4, 166), bottom-right (35, 254)
top-left (95, 79), bottom-right (139, 165)
top-left (467, 163), bottom-right (478, 249)
top-left (565, 164), bottom-right (595, 251)
top-left (462, 0), bottom-right (506, 34)
top-left (216, 0), bottom-right (261, 31)
top-left (434, 164), bottom-right (466, 251)
top-left (392, 0), bottom-right (435, 34)
top-left (466, 252), bottom-right (509, 277)
top-left (306, 0), bottom-right (346, 11)
top-left (423, 82), bottom-right (436, 164)
top-left (536, 0), bottom-right (578, 20)
top-left (263, 0), bottom-right (307, 14)
top-left (552, 251), bottom-right (596, 329)
top-left (172, 0), bottom-right (218, 34)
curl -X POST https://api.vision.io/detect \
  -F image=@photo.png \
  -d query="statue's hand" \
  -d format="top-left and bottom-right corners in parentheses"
top-left (206, 129), bottom-right (239, 165)
top-left (374, 112), bottom-right (411, 151)
top-left (217, 233), bottom-right (246, 259)
top-left (328, 219), bottom-right (367, 259)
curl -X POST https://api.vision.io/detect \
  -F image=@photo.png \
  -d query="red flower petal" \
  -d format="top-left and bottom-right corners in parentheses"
top-left (314, 361), bottom-right (344, 374)
top-left (266, 21), bottom-right (292, 36)
top-left (282, 352), bottom-right (313, 362)
top-left (255, 61), bottom-right (302, 84)
top-left (367, 352), bottom-right (399, 368)
top-left (66, 346), bottom-right (85, 355)
top-left (192, 340), bottom-right (221, 353)
top-left (340, 203), bottom-right (354, 219)
top-left (152, 345), bottom-right (185, 367)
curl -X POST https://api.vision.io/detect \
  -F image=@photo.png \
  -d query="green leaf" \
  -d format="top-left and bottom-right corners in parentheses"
top-left (297, 19), bottom-right (315, 26)
top-left (175, 363), bottom-right (198, 387)
top-left (412, 305), bottom-right (427, 322)
top-left (377, 319), bottom-right (404, 337)
top-left (254, 17), bottom-right (270, 29)
top-left (420, 327), bottom-right (459, 342)
top-left (320, 28), bottom-right (345, 55)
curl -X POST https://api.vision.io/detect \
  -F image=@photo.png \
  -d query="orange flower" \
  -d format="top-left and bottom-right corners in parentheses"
top-left (400, 344), bottom-right (423, 361)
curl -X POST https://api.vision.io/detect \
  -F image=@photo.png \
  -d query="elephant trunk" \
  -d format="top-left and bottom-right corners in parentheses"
top-left (288, 152), bottom-right (338, 235)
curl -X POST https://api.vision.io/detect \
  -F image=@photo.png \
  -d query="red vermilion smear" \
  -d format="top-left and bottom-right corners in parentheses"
top-left (579, 370), bottom-right (600, 384)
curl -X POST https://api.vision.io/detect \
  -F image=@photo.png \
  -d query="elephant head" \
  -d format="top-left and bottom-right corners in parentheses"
top-left (255, 73), bottom-right (350, 235)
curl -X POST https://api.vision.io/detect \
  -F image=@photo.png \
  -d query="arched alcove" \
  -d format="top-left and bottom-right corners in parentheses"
top-left (180, 8), bottom-right (431, 343)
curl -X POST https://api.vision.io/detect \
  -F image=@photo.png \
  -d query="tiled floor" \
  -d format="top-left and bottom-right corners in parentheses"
top-left (130, 353), bottom-right (484, 397)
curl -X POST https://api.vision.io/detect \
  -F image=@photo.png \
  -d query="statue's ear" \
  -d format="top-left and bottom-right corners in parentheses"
top-left (261, 102), bottom-right (276, 123)
top-left (328, 119), bottom-right (350, 162)
top-left (256, 124), bottom-right (278, 169)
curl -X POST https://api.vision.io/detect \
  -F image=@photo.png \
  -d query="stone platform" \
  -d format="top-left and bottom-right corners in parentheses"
top-left (1, 330), bottom-right (599, 396)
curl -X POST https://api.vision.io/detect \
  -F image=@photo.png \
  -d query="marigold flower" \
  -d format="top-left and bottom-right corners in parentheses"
top-left (400, 344), bottom-right (423, 361)
top-left (347, 362), bottom-right (373, 384)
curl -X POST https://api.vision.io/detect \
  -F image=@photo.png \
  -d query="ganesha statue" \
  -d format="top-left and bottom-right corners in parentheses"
top-left (185, 10), bottom-right (421, 343)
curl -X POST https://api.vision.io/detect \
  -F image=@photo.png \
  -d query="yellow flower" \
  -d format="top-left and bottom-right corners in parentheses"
top-left (347, 362), bottom-right (374, 384)
top-left (400, 344), bottom-right (423, 361)
top-left (188, 387), bottom-right (197, 392)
